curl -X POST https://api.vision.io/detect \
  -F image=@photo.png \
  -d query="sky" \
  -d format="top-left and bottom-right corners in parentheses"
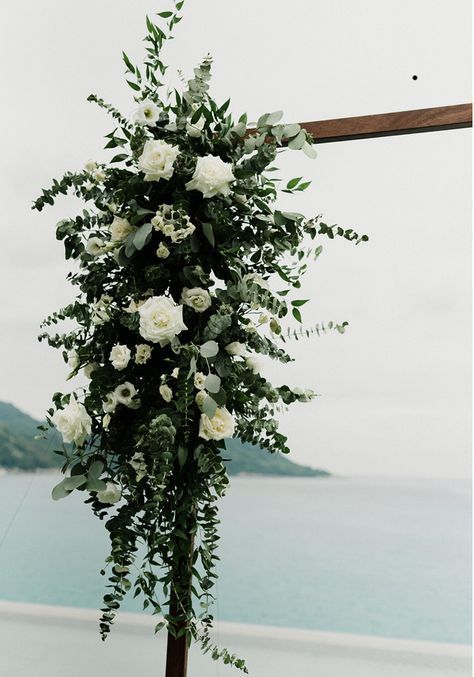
top-left (0, 0), bottom-right (471, 478)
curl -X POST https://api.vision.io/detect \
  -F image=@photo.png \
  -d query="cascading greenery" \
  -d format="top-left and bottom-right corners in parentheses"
top-left (34, 2), bottom-right (367, 672)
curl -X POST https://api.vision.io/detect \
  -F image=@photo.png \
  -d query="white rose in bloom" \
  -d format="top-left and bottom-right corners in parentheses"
top-left (138, 140), bottom-right (179, 182)
top-left (110, 216), bottom-right (134, 242)
top-left (199, 407), bottom-right (235, 441)
top-left (138, 296), bottom-right (187, 347)
top-left (85, 159), bottom-right (97, 172)
top-left (159, 384), bottom-right (173, 403)
top-left (246, 355), bottom-right (262, 374)
top-left (194, 372), bottom-right (206, 390)
top-left (195, 391), bottom-right (207, 409)
top-left (109, 344), bottom-right (131, 371)
top-left (114, 382), bottom-right (138, 407)
top-left (156, 243), bottom-right (170, 259)
top-left (92, 168), bottom-right (106, 183)
top-left (67, 349), bottom-right (79, 370)
top-left (181, 287), bottom-right (212, 313)
top-left (86, 237), bottom-right (105, 256)
top-left (97, 482), bottom-right (121, 504)
top-left (186, 155), bottom-right (235, 198)
top-left (134, 99), bottom-right (160, 127)
top-left (52, 395), bottom-right (92, 446)
top-left (135, 344), bottom-right (152, 365)
top-left (224, 342), bottom-right (246, 357)
top-left (102, 392), bottom-right (117, 414)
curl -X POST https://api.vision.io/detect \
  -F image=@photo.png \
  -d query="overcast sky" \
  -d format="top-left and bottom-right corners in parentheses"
top-left (0, 0), bottom-right (471, 478)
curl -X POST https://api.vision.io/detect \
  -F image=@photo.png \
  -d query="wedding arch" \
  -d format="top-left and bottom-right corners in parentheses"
top-left (33, 3), bottom-right (472, 677)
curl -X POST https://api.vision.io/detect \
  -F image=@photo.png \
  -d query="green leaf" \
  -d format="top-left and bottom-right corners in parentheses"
top-left (204, 374), bottom-right (221, 393)
top-left (200, 341), bottom-right (219, 358)
top-left (88, 460), bottom-right (105, 480)
top-left (177, 445), bottom-right (188, 468)
top-left (63, 474), bottom-right (87, 491)
top-left (203, 396), bottom-right (218, 419)
top-left (286, 177), bottom-right (302, 190)
top-left (292, 307), bottom-right (302, 323)
top-left (288, 130), bottom-right (306, 150)
top-left (126, 80), bottom-right (141, 92)
top-left (202, 222), bottom-right (215, 247)
top-left (52, 478), bottom-right (71, 501)
top-left (283, 123), bottom-right (301, 138)
top-left (157, 10), bottom-right (173, 17)
top-left (86, 478), bottom-right (107, 492)
top-left (266, 110), bottom-right (284, 126)
top-left (291, 299), bottom-right (309, 307)
top-left (133, 223), bottom-right (153, 250)
top-left (302, 141), bottom-right (317, 159)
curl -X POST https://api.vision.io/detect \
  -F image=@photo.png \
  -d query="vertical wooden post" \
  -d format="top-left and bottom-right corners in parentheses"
top-left (165, 606), bottom-right (189, 677)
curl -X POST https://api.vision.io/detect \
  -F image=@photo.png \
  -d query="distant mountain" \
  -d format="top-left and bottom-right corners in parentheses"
top-left (0, 401), bottom-right (330, 477)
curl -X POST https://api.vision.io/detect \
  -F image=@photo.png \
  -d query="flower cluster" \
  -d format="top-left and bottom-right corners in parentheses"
top-left (34, 4), bottom-right (366, 673)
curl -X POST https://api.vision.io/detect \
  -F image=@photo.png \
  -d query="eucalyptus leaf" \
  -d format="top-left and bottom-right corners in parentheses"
top-left (52, 478), bottom-right (72, 501)
top-left (133, 223), bottom-right (153, 250)
top-left (63, 474), bottom-right (87, 491)
top-left (199, 341), bottom-right (219, 358)
top-left (202, 396), bottom-right (218, 419)
top-left (204, 374), bottom-right (221, 393)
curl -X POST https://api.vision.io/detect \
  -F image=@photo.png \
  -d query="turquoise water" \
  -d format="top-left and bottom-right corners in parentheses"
top-left (0, 474), bottom-right (470, 643)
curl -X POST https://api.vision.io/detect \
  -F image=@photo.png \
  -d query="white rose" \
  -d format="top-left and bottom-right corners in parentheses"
top-left (159, 384), bottom-right (173, 403)
top-left (181, 287), bottom-right (212, 313)
top-left (224, 342), bottom-right (246, 357)
top-left (85, 159), bottom-right (97, 172)
top-left (199, 407), bottom-right (235, 441)
top-left (195, 391), bottom-right (207, 409)
top-left (52, 395), bottom-right (92, 446)
top-left (246, 355), bottom-right (262, 374)
top-left (129, 452), bottom-right (147, 481)
top-left (110, 216), bottom-right (134, 242)
top-left (194, 372), bottom-right (206, 390)
top-left (171, 367), bottom-right (179, 378)
top-left (109, 344), bottom-right (131, 371)
top-left (86, 237), bottom-right (105, 256)
top-left (102, 392), bottom-right (117, 414)
top-left (138, 139), bottom-right (179, 182)
top-left (67, 349), bottom-right (80, 370)
top-left (114, 382), bottom-right (138, 407)
top-left (186, 155), bottom-right (235, 198)
top-left (135, 344), bottom-right (152, 365)
top-left (97, 482), bottom-right (121, 504)
top-left (156, 243), bottom-right (170, 259)
top-left (138, 295), bottom-right (187, 347)
top-left (92, 168), bottom-right (106, 182)
top-left (134, 99), bottom-right (160, 127)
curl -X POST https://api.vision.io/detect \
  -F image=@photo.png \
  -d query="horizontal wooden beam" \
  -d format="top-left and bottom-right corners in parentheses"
top-left (300, 103), bottom-right (472, 144)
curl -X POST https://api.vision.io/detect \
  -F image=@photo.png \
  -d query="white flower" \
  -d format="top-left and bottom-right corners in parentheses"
top-left (102, 392), bottom-right (117, 414)
top-left (246, 355), bottom-right (262, 374)
top-left (134, 99), bottom-right (160, 126)
top-left (102, 413), bottom-right (111, 430)
top-left (109, 216), bottom-right (134, 242)
top-left (199, 407), bottom-right (235, 441)
top-left (138, 139), bottom-right (179, 182)
top-left (67, 349), bottom-right (80, 370)
top-left (186, 155), bottom-right (235, 198)
top-left (109, 344), bottom-right (131, 371)
top-left (186, 116), bottom-right (205, 138)
top-left (171, 367), bottom-right (179, 378)
top-left (194, 372), bottom-right (206, 390)
top-left (52, 395), bottom-right (92, 446)
top-left (92, 168), bottom-right (106, 182)
top-left (83, 362), bottom-right (99, 379)
top-left (181, 287), bottom-right (212, 313)
top-left (162, 223), bottom-right (175, 237)
top-left (159, 384), bottom-right (173, 403)
top-left (243, 273), bottom-right (270, 290)
top-left (224, 342), bottom-right (246, 357)
top-left (86, 237), bottom-right (105, 256)
top-left (97, 482), bottom-right (121, 504)
top-left (114, 382), bottom-right (138, 407)
top-left (156, 243), bottom-right (170, 259)
top-left (91, 296), bottom-right (112, 325)
top-left (138, 295), bottom-right (187, 347)
top-left (83, 181), bottom-right (94, 192)
top-left (259, 312), bottom-right (270, 324)
top-left (85, 159), bottom-right (97, 172)
top-left (195, 391), bottom-right (207, 409)
top-left (129, 452), bottom-right (147, 481)
top-left (135, 344), bottom-right (152, 365)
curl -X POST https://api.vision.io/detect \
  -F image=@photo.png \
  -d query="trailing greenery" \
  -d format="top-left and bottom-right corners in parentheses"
top-left (34, 3), bottom-right (366, 672)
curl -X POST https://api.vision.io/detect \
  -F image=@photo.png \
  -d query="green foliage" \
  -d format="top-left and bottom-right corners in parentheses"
top-left (32, 4), bottom-right (367, 673)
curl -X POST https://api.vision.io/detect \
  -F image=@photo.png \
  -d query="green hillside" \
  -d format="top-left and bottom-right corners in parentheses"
top-left (0, 402), bottom-right (329, 477)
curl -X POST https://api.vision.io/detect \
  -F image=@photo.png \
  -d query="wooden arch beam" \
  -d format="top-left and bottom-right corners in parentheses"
top-left (299, 103), bottom-right (472, 144)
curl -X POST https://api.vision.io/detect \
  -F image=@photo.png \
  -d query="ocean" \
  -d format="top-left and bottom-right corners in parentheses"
top-left (0, 473), bottom-right (470, 644)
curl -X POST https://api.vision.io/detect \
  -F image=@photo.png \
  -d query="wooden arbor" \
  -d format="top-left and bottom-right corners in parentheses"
top-left (164, 101), bottom-right (472, 677)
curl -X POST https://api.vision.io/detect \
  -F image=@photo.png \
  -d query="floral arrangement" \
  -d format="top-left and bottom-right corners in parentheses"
top-left (34, 3), bottom-right (367, 672)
